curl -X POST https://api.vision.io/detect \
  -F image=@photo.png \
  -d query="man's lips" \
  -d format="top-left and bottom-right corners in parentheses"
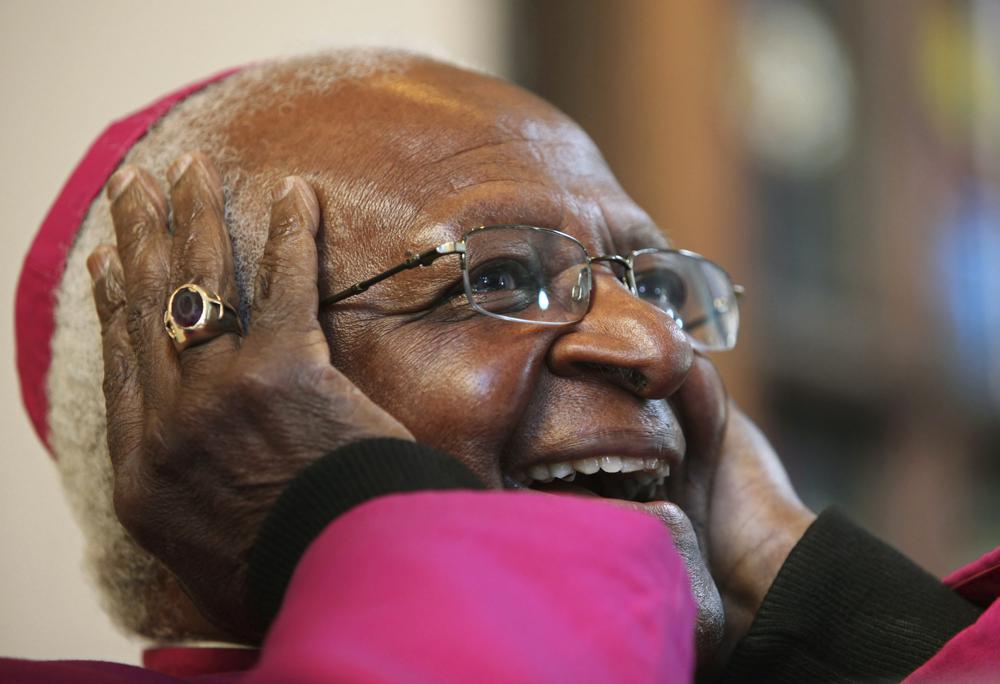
top-left (501, 434), bottom-right (683, 503)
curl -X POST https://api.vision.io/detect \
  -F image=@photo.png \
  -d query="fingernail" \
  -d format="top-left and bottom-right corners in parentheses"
top-left (167, 153), bottom-right (194, 186)
top-left (272, 176), bottom-right (320, 235)
top-left (107, 167), bottom-right (136, 202)
top-left (87, 249), bottom-right (110, 282)
top-left (271, 177), bottom-right (296, 202)
top-left (302, 188), bottom-right (320, 235)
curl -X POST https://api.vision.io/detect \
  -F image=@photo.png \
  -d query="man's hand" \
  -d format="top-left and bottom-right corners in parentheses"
top-left (87, 152), bottom-right (413, 641)
top-left (707, 408), bottom-right (815, 657)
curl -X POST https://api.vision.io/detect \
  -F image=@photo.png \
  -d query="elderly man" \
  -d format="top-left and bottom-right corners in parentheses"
top-left (9, 51), bottom-right (999, 682)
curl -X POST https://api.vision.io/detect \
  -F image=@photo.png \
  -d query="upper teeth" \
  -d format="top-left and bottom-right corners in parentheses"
top-left (514, 456), bottom-right (671, 485)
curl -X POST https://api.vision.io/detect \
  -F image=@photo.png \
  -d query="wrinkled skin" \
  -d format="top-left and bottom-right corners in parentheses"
top-left (88, 57), bottom-right (814, 672)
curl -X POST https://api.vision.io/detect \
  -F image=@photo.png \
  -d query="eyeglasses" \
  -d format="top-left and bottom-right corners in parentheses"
top-left (320, 224), bottom-right (743, 352)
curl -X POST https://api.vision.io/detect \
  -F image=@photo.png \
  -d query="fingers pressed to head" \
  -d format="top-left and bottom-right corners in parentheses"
top-left (167, 152), bottom-right (241, 367)
top-left (108, 164), bottom-right (178, 411)
top-left (250, 176), bottom-right (324, 343)
top-left (88, 245), bottom-right (143, 474)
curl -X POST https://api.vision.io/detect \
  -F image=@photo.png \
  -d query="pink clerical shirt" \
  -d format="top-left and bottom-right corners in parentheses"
top-left (1, 491), bottom-right (698, 683)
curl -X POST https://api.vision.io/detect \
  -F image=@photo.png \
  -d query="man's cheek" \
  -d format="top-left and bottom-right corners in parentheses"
top-left (665, 356), bottom-right (727, 520)
top-left (420, 346), bottom-right (544, 464)
top-left (673, 356), bottom-right (728, 466)
top-left (363, 329), bottom-right (548, 482)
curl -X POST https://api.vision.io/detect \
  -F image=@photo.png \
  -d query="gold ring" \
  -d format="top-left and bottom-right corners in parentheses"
top-left (164, 283), bottom-right (243, 351)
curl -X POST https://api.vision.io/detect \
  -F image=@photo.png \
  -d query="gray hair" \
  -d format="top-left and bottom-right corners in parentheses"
top-left (47, 49), bottom-right (438, 642)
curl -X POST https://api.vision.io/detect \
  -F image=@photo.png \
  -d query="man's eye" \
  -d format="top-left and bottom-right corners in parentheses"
top-left (635, 269), bottom-right (687, 308)
top-left (469, 260), bottom-right (534, 293)
top-left (462, 258), bottom-right (541, 316)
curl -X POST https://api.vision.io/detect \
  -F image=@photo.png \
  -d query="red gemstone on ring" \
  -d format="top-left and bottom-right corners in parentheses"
top-left (172, 288), bottom-right (204, 327)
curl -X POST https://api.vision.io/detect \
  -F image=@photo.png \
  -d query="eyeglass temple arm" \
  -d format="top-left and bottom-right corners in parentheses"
top-left (320, 241), bottom-right (465, 308)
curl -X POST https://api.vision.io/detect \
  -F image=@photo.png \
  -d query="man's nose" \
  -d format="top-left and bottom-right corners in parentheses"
top-left (547, 270), bottom-right (694, 399)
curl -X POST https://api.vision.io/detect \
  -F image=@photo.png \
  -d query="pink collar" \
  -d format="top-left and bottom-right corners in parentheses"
top-left (142, 645), bottom-right (258, 677)
top-left (944, 545), bottom-right (1000, 607)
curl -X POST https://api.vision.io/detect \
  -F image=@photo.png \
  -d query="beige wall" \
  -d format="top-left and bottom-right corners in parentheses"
top-left (0, 0), bottom-right (509, 664)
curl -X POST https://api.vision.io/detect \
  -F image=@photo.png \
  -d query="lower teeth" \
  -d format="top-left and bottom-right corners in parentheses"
top-left (511, 470), bottom-right (668, 502)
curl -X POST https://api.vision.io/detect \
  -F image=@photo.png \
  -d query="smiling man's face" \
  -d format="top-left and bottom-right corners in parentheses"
top-left (224, 56), bottom-right (727, 541)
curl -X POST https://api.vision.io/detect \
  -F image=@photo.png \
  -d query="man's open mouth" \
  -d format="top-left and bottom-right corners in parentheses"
top-left (506, 456), bottom-right (671, 502)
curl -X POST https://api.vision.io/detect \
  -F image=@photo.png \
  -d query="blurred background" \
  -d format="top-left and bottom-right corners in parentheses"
top-left (2, 0), bottom-right (998, 665)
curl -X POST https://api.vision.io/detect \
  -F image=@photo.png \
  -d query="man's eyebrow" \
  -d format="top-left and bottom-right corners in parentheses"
top-left (625, 223), bottom-right (672, 249)
top-left (412, 182), bottom-right (568, 238)
top-left (400, 221), bottom-right (467, 255)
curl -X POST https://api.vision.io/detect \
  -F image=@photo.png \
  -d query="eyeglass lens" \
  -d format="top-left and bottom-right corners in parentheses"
top-left (632, 251), bottom-right (739, 351)
top-left (462, 226), bottom-right (591, 324)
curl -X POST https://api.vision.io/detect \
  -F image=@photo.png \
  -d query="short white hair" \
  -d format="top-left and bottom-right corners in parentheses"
top-left (48, 49), bottom-right (447, 641)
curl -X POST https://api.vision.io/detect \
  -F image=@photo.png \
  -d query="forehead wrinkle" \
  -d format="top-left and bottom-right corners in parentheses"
top-left (420, 134), bottom-right (587, 172)
top-left (391, 133), bottom-right (558, 200)
top-left (356, 93), bottom-right (524, 171)
top-left (422, 135), bottom-right (538, 168)
top-left (387, 101), bottom-right (597, 185)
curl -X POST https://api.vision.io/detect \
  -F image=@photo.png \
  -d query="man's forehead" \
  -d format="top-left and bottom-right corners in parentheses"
top-left (226, 61), bottom-right (668, 263)
top-left (230, 61), bottom-right (594, 177)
